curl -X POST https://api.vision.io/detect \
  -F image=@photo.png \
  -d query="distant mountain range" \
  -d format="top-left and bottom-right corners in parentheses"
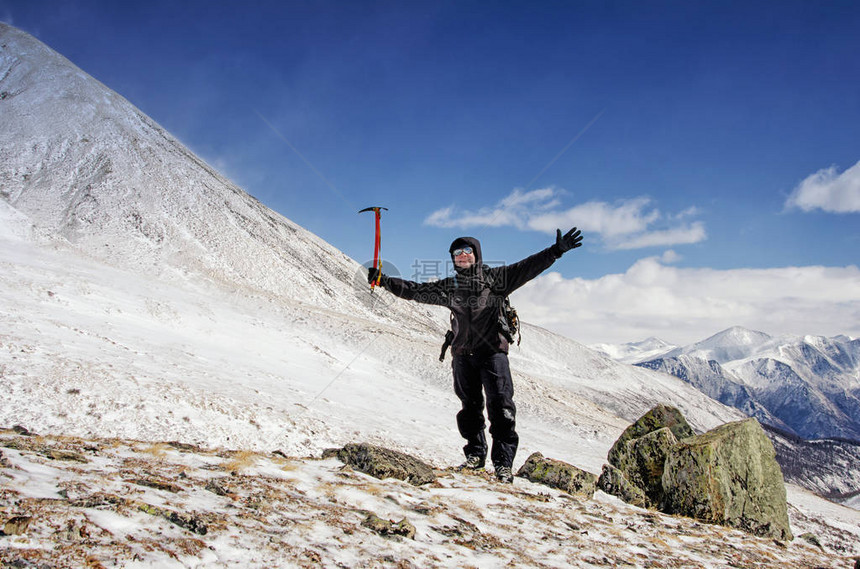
top-left (593, 326), bottom-right (860, 442)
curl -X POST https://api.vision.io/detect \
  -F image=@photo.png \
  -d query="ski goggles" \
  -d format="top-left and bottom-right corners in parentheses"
top-left (452, 246), bottom-right (474, 256)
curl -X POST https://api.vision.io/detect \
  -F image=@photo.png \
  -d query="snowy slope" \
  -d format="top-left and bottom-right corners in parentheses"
top-left (0, 204), bottom-right (741, 475)
top-left (0, 23), bottom-right (437, 332)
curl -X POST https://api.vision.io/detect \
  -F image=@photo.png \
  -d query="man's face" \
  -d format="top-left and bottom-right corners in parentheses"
top-left (453, 246), bottom-right (476, 269)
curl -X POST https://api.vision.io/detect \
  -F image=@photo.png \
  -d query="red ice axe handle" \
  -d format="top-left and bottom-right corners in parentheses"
top-left (359, 207), bottom-right (388, 289)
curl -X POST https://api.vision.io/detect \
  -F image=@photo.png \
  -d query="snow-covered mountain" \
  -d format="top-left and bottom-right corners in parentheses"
top-left (589, 336), bottom-right (678, 364)
top-left (662, 326), bottom-right (776, 363)
top-left (0, 22), bottom-right (425, 329)
top-left (635, 354), bottom-right (793, 432)
top-left (762, 423), bottom-right (860, 502)
top-left (598, 326), bottom-right (860, 442)
top-left (633, 326), bottom-right (860, 442)
top-left (1, 22), bottom-right (857, 559)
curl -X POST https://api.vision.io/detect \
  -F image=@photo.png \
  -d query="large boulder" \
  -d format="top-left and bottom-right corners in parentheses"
top-left (329, 443), bottom-right (436, 486)
top-left (596, 464), bottom-right (648, 508)
top-left (661, 418), bottom-right (792, 540)
top-left (516, 452), bottom-right (597, 498)
top-left (605, 427), bottom-right (678, 507)
top-left (607, 404), bottom-right (695, 467)
top-left (602, 404), bottom-right (694, 507)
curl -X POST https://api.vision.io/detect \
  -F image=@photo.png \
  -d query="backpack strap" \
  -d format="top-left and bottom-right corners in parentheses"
top-left (439, 330), bottom-right (455, 362)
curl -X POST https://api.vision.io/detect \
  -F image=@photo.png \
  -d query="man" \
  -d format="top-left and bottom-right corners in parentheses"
top-left (368, 227), bottom-right (583, 483)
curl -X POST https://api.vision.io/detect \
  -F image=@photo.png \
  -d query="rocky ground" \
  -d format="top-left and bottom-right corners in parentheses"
top-left (2, 428), bottom-right (858, 568)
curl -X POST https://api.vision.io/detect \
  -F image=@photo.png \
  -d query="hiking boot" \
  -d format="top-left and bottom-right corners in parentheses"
top-left (457, 455), bottom-right (486, 471)
top-left (495, 466), bottom-right (514, 484)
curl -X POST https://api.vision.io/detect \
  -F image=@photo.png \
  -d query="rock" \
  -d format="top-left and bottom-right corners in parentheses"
top-left (798, 532), bottom-right (823, 549)
top-left (166, 441), bottom-right (203, 452)
top-left (362, 513), bottom-right (416, 539)
top-left (620, 428), bottom-right (678, 507)
top-left (70, 493), bottom-right (127, 509)
top-left (596, 464), bottom-right (648, 508)
top-left (603, 404), bottom-right (695, 508)
top-left (607, 404), bottom-right (694, 470)
top-left (661, 418), bottom-right (792, 541)
top-left (321, 448), bottom-right (340, 459)
top-left (11, 425), bottom-right (34, 436)
top-left (44, 449), bottom-right (89, 463)
top-left (163, 510), bottom-right (208, 536)
top-left (516, 452), bottom-right (597, 498)
top-left (3, 516), bottom-right (33, 536)
top-left (205, 479), bottom-right (231, 496)
top-left (335, 443), bottom-right (436, 486)
top-left (135, 501), bottom-right (208, 535)
top-left (128, 476), bottom-right (183, 493)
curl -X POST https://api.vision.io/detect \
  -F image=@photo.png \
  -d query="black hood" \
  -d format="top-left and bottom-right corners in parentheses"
top-left (449, 236), bottom-right (483, 275)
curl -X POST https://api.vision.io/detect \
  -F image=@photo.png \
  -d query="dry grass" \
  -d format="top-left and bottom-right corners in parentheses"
top-left (315, 479), bottom-right (343, 503)
top-left (141, 443), bottom-right (170, 459)
top-left (270, 453), bottom-right (299, 472)
top-left (221, 450), bottom-right (258, 473)
top-left (645, 535), bottom-right (673, 549)
top-left (362, 483), bottom-right (389, 498)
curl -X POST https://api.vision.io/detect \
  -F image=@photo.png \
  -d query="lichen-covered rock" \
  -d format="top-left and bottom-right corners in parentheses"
top-left (604, 405), bottom-right (693, 508)
top-left (3, 516), bottom-right (33, 536)
top-left (335, 443), bottom-right (436, 486)
top-left (661, 418), bottom-right (792, 541)
top-left (516, 452), bottom-right (596, 497)
top-left (607, 404), bottom-right (694, 470)
top-left (596, 464), bottom-right (648, 508)
top-left (623, 427), bottom-right (678, 506)
top-left (135, 501), bottom-right (208, 535)
top-left (361, 513), bottom-right (416, 539)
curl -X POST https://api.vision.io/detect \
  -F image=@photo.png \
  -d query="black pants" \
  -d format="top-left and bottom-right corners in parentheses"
top-left (452, 352), bottom-right (519, 468)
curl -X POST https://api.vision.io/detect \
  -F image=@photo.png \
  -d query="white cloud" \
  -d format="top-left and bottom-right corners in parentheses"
top-left (785, 160), bottom-right (860, 213)
top-left (424, 188), bottom-right (555, 230)
top-left (612, 222), bottom-right (706, 250)
top-left (500, 187), bottom-right (559, 210)
top-left (511, 257), bottom-right (860, 346)
top-left (423, 206), bottom-right (457, 227)
top-left (526, 197), bottom-right (660, 238)
top-left (425, 188), bottom-right (707, 250)
top-left (659, 250), bottom-right (682, 264)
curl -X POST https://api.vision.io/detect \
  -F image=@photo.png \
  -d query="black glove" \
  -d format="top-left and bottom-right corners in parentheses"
top-left (367, 266), bottom-right (382, 285)
top-left (552, 227), bottom-right (583, 256)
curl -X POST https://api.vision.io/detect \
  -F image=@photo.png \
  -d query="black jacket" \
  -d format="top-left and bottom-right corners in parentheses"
top-left (380, 236), bottom-right (561, 355)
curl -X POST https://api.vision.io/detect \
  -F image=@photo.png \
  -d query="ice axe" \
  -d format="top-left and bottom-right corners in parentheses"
top-left (359, 206), bottom-right (388, 291)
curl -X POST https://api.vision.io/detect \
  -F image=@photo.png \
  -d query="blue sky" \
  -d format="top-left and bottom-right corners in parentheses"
top-left (3, 0), bottom-right (859, 344)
